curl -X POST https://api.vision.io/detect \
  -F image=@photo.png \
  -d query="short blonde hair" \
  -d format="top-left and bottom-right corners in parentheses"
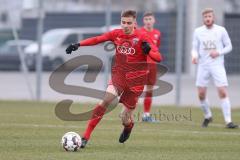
top-left (121, 10), bottom-right (137, 19)
top-left (202, 8), bottom-right (214, 16)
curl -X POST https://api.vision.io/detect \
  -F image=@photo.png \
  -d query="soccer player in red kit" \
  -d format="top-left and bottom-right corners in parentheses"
top-left (139, 12), bottom-right (161, 122)
top-left (65, 10), bottom-right (162, 148)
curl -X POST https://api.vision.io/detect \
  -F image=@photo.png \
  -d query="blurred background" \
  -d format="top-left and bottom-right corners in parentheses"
top-left (0, 0), bottom-right (239, 107)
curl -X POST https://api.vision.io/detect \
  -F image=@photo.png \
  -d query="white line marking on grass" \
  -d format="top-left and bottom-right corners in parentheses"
top-left (154, 120), bottom-right (225, 127)
top-left (0, 123), bottom-right (84, 129)
top-left (159, 129), bottom-right (240, 136)
top-left (1, 122), bottom-right (239, 136)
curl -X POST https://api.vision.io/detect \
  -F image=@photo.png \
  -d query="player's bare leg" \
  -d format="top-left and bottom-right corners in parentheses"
top-left (81, 85), bottom-right (118, 148)
top-left (217, 86), bottom-right (238, 129)
top-left (119, 107), bottom-right (134, 143)
top-left (198, 87), bottom-right (213, 127)
top-left (142, 85), bottom-right (155, 122)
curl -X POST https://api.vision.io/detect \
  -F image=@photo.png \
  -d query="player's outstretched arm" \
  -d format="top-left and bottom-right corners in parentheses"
top-left (65, 32), bottom-right (113, 54)
top-left (141, 33), bottom-right (162, 62)
top-left (142, 41), bottom-right (162, 62)
top-left (149, 45), bottom-right (162, 62)
top-left (79, 32), bottom-right (112, 46)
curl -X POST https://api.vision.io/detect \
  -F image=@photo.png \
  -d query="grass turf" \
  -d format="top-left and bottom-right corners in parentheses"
top-left (0, 100), bottom-right (240, 160)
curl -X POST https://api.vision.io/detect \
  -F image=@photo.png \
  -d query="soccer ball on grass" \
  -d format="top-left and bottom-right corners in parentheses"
top-left (61, 132), bottom-right (82, 151)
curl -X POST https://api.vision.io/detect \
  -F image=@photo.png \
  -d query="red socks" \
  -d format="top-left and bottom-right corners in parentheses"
top-left (83, 105), bottom-right (106, 140)
top-left (144, 92), bottom-right (152, 113)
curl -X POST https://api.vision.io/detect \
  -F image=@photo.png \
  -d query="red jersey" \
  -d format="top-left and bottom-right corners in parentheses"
top-left (139, 27), bottom-right (161, 63)
top-left (79, 29), bottom-right (162, 72)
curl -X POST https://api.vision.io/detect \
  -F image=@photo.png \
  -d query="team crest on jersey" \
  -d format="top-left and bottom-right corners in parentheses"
top-left (132, 38), bottom-right (139, 45)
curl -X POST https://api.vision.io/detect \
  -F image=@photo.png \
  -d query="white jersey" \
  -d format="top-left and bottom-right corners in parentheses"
top-left (191, 24), bottom-right (232, 66)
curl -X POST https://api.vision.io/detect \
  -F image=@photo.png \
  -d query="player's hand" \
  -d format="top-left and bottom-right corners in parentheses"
top-left (192, 57), bottom-right (198, 64)
top-left (141, 41), bottom-right (151, 55)
top-left (209, 50), bottom-right (219, 59)
top-left (66, 43), bottom-right (80, 54)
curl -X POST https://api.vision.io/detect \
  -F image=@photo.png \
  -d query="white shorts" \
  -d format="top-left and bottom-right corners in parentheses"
top-left (196, 65), bottom-right (228, 87)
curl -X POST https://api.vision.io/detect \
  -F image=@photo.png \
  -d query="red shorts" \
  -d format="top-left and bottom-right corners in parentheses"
top-left (109, 70), bottom-right (148, 109)
top-left (146, 63), bottom-right (157, 85)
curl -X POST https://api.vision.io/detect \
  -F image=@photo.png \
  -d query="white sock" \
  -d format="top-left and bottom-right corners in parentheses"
top-left (220, 97), bottom-right (232, 124)
top-left (143, 112), bottom-right (150, 117)
top-left (200, 99), bottom-right (212, 119)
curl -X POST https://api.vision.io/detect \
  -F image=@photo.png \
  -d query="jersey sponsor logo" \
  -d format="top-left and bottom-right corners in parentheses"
top-left (203, 40), bottom-right (216, 50)
top-left (117, 45), bottom-right (136, 55)
top-left (132, 38), bottom-right (139, 45)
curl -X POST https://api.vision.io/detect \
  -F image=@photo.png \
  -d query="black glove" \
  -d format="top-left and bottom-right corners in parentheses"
top-left (141, 41), bottom-right (151, 55)
top-left (66, 43), bottom-right (80, 54)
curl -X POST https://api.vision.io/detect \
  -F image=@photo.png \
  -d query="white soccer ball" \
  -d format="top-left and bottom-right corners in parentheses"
top-left (61, 132), bottom-right (82, 151)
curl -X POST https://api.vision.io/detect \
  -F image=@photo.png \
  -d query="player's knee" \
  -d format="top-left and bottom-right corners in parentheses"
top-left (218, 90), bottom-right (227, 99)
top-left (146, 85), bottom-right (154, 92)
top-left (99, 100), bottom-right (111, 107)
top-left (99, 101), bottom-right (107, 107)
top-left (198, 91), bottom-right (206, 100)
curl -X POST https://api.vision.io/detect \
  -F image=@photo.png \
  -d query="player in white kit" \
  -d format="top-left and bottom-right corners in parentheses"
top-left (191, 8), bottom-right (238, 128)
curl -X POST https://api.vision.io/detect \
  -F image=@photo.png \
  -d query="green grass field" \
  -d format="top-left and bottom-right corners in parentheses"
top-left (0, 100), bottom-right (240, 160)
